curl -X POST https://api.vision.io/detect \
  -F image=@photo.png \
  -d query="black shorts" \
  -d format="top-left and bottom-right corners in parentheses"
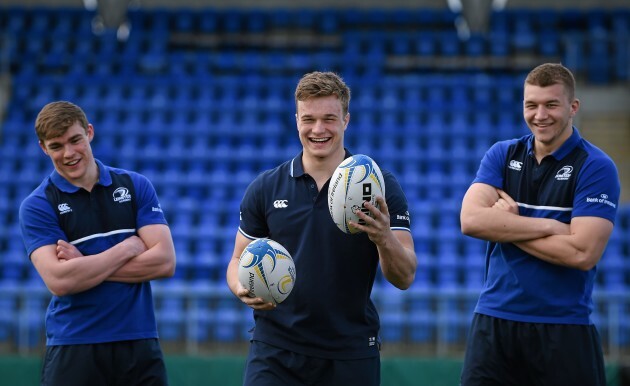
top-left (41, 339), bottom-right (168, 386)
top-left (460, 313), bottom-right (606, 386)
top-left (243, 340), bottom-right (380, 386)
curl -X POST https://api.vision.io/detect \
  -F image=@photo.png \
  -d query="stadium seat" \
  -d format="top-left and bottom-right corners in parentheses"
top-left (464, 35), bottom-right (486, 57)
top-left (436, 253), bottom-right (460, 290)
top-left (440, 305), bottom-right (467, 344)
top-left (377, 286), bottom-right (407, 342)
top-left (511, 10), bottom-right (537, 51)
top-left (425, 83), bottom-right (448, 112)
top-left (407, 269), bottom-right (435, 343)
top-left (2, 245), bottom-right (26, 282)
top-left (487, 33), bottom-right (511, 57)
top-left (538, 28), bottom-right (561, 57)
top-left (414, 31), bottom-right (437, 57)
top-left (18, 296), bottom-right (47, 348)
top-left (0, 281), bottom-right (18, 343)
top-left (438, 32), bottom-right (460, 56)
top-left (210, 300), bottom-right (243, 342)
top-left (157, 296), bottom-right (186, 341)
top-left (600, 228), bottom-right (627, 291)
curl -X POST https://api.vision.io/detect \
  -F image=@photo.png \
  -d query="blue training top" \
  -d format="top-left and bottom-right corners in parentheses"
top-left (19, 159), bottom-right (167, 345)
top-left (238, 150), bottom-right (411, 360)
top-left (472, 128), bottom-right (620, 325)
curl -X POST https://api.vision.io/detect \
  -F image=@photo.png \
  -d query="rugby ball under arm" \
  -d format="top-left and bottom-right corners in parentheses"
top-left (237, 238), bottom-right (296, 305)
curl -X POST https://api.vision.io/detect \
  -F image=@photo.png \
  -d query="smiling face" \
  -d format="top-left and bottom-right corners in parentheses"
top-left (296, 95), bottom-right (349, 164)
top-left (523, 82), bottom-right (579, 157)
top-left (293, 72), bottom-right (351, 171)
top-left (39, 122), bottom-right (98, 189)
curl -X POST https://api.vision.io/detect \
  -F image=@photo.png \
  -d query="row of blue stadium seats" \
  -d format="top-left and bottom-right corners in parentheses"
top-left (11, 75), bottom-right (525, 108)
top-left (12, 28), bottom-right (624, 61)
top-left (2, 216), bottom-right (627, 275)
top-left (2, 186), bottom-right (627, 235)
top-left (1, 7), bottom-right (455, 35)
top-left (2, 283), bottom-right (630, 346)
top-left (2, 312), bottom-right (628, 347)
top-left (0, 140), bottom-right (511, 182)
top-left (7, 92), bottom-right (526, 141)
top-left (0, 156), bottom-right (278, 194)
top-left (3, 146), bottom-right (630, 211)
top-left (0, 142), bottom-right (484, 176)
top-left (12, 39), bottom-right (628, 85)
top-left (6, 96), bottom-right (525, 129)
top-left (0, 172), bottom-right (476, 212)
top-left (4, 7), bottom-right (628, 84)
top-left (12, 66), bottom-right (521, 88)
top-left (1, 218), bottom-right (628, 288)
top-left (1, 135), bottom-right (518, 168)
top-left (0, 159), bottom-right (625, 246)
top-left (4, 6), bottom-right (627, 35)
top-left (0, 100), bottom-right (528, 144)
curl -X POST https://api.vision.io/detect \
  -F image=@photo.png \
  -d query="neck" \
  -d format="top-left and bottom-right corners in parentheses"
top-left (77, 161), bottom-right (100, 192)
top-left (534, 126), bottom-right (573, 162)
top-left (302, 148), bottom-right (346, 189)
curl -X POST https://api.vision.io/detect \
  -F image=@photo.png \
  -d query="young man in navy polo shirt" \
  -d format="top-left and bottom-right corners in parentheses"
top-left (226, 71), bottom-right (418, 386)
top-left (460, 63), bottom-right (620, 386)
top-left (19, 101), bottom-right (176, 385)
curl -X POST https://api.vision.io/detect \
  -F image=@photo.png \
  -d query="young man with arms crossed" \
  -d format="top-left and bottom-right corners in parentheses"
top-left (460, 63), bottom-right (620, 386)
top-left (20, 101), bottom-right (176, 385)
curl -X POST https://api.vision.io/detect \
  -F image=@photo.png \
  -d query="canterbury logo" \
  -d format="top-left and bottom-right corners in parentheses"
top-left (508, 160), bottom-right (522, 171)
top-left (273, 200), bottom-right (288, 208)
top-left (58, 203), bottom-right (72, 214)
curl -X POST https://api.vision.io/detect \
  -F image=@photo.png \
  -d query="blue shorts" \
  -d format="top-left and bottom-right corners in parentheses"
top-left (243, 340), bottom-right (380, 386)
top-left (41, 339), bottom-right (168, 386)
top-left (460, 313), bottom-right (606, 386)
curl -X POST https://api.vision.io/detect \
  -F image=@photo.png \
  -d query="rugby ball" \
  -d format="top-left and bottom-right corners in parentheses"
top-left (327, 154), bottom-right (385, 234)
top-left (237, 238), bottom-right (296, 305)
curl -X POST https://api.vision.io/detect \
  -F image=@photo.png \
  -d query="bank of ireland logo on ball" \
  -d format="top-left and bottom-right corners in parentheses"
top-left (237, 238), bottom-right (296, 305)
top-left (327, 154), bottom-right (385, 234)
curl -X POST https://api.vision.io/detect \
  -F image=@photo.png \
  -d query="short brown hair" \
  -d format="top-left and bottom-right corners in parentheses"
top-left (295, 71), bottom-right (351, 116)
top-left (35, 101), bottom-right (89, 143)
top-left (525, 63), bottom-right (576, 102)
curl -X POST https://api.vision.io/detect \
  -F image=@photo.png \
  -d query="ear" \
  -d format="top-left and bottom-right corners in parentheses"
top-left (343, 113), bottom-right (350, 131)
top-left (86, 124), bottom-right (95, 142)
top-left (570, 98), bottom-right (580, 117)
top-left (38, 141), bottom-right (48, 155)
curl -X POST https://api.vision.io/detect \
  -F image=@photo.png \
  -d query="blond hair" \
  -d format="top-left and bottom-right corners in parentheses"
top-left (295, 71), bottom-right (351, 116)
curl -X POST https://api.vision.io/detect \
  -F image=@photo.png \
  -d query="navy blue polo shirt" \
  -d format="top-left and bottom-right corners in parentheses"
top-left (19, 159), bottom-right (167, 345)
top-left (239, 150), bottom-right (411, 359)
top-left (472, 128), bottom-right (620, 324)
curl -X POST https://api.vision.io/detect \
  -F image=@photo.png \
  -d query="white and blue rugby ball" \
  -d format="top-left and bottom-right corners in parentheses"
top-left (237, 238), bottom-right (296, 305)
top-left (327, 154), bottom-right (385, 234)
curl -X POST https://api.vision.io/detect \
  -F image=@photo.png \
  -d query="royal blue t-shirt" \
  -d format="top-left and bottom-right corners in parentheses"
top-left (19, 159), bottom-right (167, 345)
top-left (472, 128), bottom-right (620, 324)
top-left (239, 150), bottom-right (411, 359)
